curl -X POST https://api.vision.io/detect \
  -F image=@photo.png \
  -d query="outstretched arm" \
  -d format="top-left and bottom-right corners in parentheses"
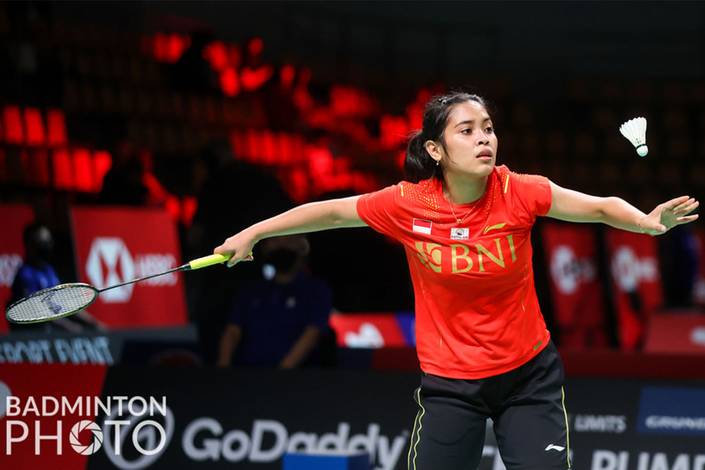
top-left (214, 196), bottom-right (366, 267)
top-left (546, 182), bottom-right (699, 235)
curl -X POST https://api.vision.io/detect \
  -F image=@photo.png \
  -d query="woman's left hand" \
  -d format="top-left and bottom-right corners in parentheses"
top-left (639, 195), bottom-right (699, 235)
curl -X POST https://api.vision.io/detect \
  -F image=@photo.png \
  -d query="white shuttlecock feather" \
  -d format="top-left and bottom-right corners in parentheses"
top-left (619, 117), bottom-right (648, 157)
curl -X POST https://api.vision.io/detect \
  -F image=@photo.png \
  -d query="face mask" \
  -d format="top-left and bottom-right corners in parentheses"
top-left (265, 248), bottom-right (300, 275)
top-left (34, 240), bottom-right (54, 263)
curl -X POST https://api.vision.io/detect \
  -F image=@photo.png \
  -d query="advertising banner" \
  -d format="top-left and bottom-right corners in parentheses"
top-left (0, 325), bottom-right (198, 366)
top-left (604, 229), bottom-right (663, 351)
top-left (329, 313), bottom-right (414, 348)
top-left (541, 223), bottom-right (607, 348)
top-left (2, 366), bottom-right (705, 470)
top-left (643, 313), bottom-right (705, 354)
top-left (70, 207), bottom-right (187, 328)
top-left (0, 205), bottom-right (34, 334)
top-left (566, 379), bottom-right (705, 470)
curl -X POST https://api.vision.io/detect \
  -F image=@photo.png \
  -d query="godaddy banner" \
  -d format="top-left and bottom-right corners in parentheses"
top-left (1, 365), bottom-right (705, 470)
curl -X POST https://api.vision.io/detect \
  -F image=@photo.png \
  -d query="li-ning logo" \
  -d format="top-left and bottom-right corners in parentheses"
top-left (483, 222), bottom-right (506, 234)
top-left (86, 237), bottom-right (135, 302)
top-left (70, 420), bottom-right (103, 455)
top-left (545, 444), bottom-right (565, 452)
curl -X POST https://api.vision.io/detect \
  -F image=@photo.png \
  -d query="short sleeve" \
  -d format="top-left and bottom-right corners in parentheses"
top-left (508, 172), bottom-right (553, 222)
top-left (356, 185), bottom-right (401, 239)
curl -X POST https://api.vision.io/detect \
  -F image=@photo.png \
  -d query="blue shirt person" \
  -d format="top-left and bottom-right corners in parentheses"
top-left (218, 235), bottom-right (333, 368)
top-left (11, 262), bottom-right (60, 300)
top-left (8, 223), bottom-right (103, 333)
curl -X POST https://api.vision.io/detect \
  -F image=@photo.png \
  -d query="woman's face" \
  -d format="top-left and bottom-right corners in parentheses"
top-left (438, 100), bottom-right (498, 178)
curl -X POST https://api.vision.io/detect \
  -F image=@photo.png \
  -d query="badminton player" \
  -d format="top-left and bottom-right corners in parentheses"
top-left (214, 92), bottom-right (699, 469)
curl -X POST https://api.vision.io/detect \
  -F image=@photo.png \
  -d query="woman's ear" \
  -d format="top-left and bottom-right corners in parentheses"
top-left (425, 140), bottom-right (442, 164)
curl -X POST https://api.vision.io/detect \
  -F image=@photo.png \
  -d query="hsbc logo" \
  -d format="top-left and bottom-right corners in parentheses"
top-left (86, 238), bottom-right (135, 302)
top-left (85, 238), bottom-right (178, 303)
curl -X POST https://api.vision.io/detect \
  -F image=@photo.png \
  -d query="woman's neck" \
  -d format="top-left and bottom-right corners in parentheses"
top-left (443, 172), bottom-right (489, 205)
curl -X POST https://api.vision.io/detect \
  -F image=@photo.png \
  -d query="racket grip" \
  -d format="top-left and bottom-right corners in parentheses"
top-left (188, 254), bottom-right (231, 270)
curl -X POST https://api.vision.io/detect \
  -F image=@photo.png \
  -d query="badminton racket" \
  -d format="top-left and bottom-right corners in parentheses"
top-left (6, 253), bottom-right (235, 324)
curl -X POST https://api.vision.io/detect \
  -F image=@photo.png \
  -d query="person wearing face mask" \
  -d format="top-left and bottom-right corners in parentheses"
top-left (8, 222), bottom-right (103, 333)
top-left (217, 235), bottom-right (333, 368)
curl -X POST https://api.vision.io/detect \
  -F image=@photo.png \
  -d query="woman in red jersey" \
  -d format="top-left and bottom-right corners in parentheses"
top-left (214, 92), bottom-right (699, 469)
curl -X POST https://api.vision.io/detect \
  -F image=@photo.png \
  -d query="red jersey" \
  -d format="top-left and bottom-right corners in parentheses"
top-left (357, 165), bottom-right (553, 379)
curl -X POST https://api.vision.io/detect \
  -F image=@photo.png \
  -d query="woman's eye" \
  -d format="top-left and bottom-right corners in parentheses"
top-left (485, 126), bottom-right (494, 134)
top-left (461, 129), bottom-right (471, 134)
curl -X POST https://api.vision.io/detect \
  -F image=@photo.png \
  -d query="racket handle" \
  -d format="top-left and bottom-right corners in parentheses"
top-left (188, 254), bottom-right (230, 270)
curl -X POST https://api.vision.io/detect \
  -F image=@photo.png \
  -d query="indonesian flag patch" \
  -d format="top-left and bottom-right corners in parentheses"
top-left (412, 218), bottom-right (432, 235)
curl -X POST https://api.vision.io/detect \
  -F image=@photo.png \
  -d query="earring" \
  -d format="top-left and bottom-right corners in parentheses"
top-left (435, 160), bottom-right (440, 166)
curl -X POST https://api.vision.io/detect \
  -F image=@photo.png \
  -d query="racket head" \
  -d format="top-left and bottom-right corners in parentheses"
top-left (6, 283), bottom-right (99, 324)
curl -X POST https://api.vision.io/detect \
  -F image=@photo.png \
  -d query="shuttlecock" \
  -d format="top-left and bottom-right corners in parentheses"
top-left (619, 117), bottom-right (648, 157)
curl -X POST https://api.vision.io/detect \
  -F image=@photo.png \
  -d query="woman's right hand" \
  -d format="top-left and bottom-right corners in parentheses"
top-left (214, 229), bottom-right (257, 267)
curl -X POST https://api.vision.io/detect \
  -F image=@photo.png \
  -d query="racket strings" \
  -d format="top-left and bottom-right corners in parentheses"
top-left (7, 285), bottom-right (97, 323)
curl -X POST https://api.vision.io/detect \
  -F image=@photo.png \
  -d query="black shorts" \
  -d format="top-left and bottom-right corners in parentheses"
top-left (406, 341), bottom-right (571, 470)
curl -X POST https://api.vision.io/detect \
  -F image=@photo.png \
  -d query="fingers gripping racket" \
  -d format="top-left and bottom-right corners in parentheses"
top-left (6, 253), bottom-right (232, 325)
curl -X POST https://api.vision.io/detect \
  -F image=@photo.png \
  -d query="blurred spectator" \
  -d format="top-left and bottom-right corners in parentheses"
top-left (217, 235), bottom-right (333, 368)
top-left (99, 140), bottom-right (149, 205)
top-left (8, 222), bottom-right (104, 333)
top-left (189, 140), bottom-right (292, 252)
top-left (171, 29), bottom-right (219, 94)
top-left (100, 141), bottom-right (170, 207)
top-left (189, 140), bottom-right (292, 363)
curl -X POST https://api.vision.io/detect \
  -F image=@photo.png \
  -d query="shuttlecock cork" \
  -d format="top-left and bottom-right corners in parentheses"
top-left (619, 117), bottom-right (648, 157)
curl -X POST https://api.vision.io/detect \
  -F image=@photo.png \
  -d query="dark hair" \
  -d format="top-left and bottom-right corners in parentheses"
top-left (404, 92), bottom-right (489, 183)
top-left (23, 222), bottom-right (53, 251)
top-left (23, 222), bottom-right (45, 245)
